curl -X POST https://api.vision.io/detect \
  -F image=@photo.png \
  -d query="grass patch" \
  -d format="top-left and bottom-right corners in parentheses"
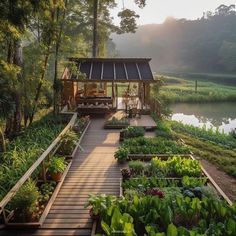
top-left (156, 76), bottom-right (236, 103)
top-left (171, 121), bottom-right (236, 149)
top-left (173, 131), bottom-right (236, 177)
top-left (0, 112), bottom-right (66, 200)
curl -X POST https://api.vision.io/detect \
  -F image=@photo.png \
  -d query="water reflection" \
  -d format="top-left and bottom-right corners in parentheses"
top-left (170, 102), bottom-right (236, 133)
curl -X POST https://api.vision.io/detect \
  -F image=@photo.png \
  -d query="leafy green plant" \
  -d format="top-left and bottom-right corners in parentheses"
top-left (128, 161), bottom-right (145, 175)
top-left (121, 137), bottom-right (190, 155)
top-left (93, 193), bottom-right (236, 236)
top-left (155, 120), bottom-right (173, 139)
top-left (101, 208), bottom-right (136, 236)
top-left (151, 156), bottom-right (202, 178)
top-left (11, 179), bottom-right (40, 222)
top-left (85, 194), bottom-right (117, 217)
top-left (114, 147), bottom-right (129, 162)
top-left (48, 156), bottom-right (66, 174)
top-left (39, 181), bottom-right (56, 203)
top-left (122, 126), bottom-right (145, 139)
top-left (105, 117), bottom-right (129, 126)
top-left (182, 176), bottom-right (207, 188)
top-left (57, 131), bottom-right (78, 155)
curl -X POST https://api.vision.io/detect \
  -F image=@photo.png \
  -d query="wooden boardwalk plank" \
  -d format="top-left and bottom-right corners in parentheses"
top-left (39, 118), bottom-right (121, 235)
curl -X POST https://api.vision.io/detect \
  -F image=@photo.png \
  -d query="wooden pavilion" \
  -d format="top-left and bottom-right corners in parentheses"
top-left (61, 58), bottom-right (156, 115)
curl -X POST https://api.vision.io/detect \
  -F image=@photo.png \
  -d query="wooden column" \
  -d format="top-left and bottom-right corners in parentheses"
top-left (112, 82), bottom-right (115, 108)
top-left (141, 83), bottom-right (144, 112)
top-left (115, 83), bottom-right (118, 109)
top-left (104, 82), bottom-right (107, 96)
top-left (146, 83), bottom-right (150, 106)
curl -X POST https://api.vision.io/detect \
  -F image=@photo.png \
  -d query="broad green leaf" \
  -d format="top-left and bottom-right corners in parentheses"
top-left (167, 223), bottom-right (178, 236)
top-left (101, 221), bottom-right (111, 235)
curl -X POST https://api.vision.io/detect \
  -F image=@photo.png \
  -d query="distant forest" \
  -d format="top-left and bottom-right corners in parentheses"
top-left (111, 5), bottom-right (236, 73)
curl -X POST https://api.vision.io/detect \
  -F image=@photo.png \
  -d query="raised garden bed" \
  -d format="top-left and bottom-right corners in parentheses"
top-left (104, 117), bottom-right (130, 129)
top-left (114, 137), bottom-right (190, 163)
top-left (90, 155), bottom-right (234, 235)
top-left (5, 161), bottom-right (71, 228)
top-left (0, 114), bottom-right (91, 228)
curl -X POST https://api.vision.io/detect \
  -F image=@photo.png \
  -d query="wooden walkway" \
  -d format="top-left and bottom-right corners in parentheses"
top-left (1, 118), bottom-right (122, 236)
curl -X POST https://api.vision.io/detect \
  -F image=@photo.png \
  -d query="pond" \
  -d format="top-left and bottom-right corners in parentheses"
top-left (170, 102), bottom-right (236, 134)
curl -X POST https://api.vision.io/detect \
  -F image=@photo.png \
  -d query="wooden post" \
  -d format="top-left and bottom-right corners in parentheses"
top-left (195, 80), bottom-right (198, 93)
top-left (141, 83), bottom-right (144, 113)
top-left (115, 83), bottom-right (118, 109)
top-left (112, 82), bottom-right (115, 108)
top-left (104, 82), bottom-right (107, 96)
top-left (146, 83), bottom-right (150, 106)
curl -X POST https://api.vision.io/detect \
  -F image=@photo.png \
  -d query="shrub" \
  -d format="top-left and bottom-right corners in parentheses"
top-left (114, 147), bottom-right (128, 162)
top-left (11, 179), bottom-right (40, 221)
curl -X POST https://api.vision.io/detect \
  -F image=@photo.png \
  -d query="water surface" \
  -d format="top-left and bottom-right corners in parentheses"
top-left (170, 102), bottom-right (236, 133)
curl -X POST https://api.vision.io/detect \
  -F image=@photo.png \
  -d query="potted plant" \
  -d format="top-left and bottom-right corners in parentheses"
top-left (48, 157), bottom-right (66, 182)
top-left (114, 147), bottom-right (129, 163)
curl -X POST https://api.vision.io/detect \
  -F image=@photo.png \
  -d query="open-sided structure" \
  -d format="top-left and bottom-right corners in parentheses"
top-left (61, 58), bottom-right (156, 115)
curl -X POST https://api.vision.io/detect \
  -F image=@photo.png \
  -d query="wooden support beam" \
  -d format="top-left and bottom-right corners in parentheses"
top-left (100, 62), bottom-right (104, 80)
top-left (136, 63), bottom-right (142, 80)
top-left (113, 63), bottom-right (116, 80)
top-left (123, 63), bottom-right (128, 80)
top-left (89, 62), bottom-right (93, 80)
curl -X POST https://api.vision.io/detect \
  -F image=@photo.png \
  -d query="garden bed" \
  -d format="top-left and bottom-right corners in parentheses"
top-left (0, 114), bottom-right (91, 228)
top-left (104, 117), bottom-right (130, 129)
top-left (114, 136), bottom-right (190, 163)
top-left (90, 155), bottom-right (234, 235)
top-left (5, 161), bottom-right (71, 228)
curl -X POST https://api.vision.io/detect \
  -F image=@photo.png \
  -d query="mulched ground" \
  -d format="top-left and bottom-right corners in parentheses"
top-left (200, 159), bottom-right (236, 202)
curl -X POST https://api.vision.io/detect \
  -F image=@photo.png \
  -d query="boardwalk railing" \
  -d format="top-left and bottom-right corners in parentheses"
top-left (0, 108), bottom-right (78, 223)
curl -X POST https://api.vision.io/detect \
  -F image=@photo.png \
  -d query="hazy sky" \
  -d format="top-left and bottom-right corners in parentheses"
top-left (111, 0), bottom-right (236, 25)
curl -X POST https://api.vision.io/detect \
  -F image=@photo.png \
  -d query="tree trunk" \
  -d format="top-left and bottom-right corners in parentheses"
top-left (5, 39), bottom-right (23, 137)
top-left (12, 40), bottom-right (23, 133)
top-left (0, 128), bottom-right (6, 153)
top-left (29, 53), bottom-right (50, 124)
top-left (92, 0), bottom-right (98, 57)
top-left (53, 0), bottom-right (68, 115)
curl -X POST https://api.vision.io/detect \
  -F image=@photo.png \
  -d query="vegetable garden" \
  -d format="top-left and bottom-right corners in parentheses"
top-left (86, 125), bottom-right (236, 235)
top-left (87, 155), bottom-right (236, 235)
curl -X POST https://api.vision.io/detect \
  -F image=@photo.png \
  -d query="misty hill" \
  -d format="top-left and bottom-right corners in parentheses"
top-left (111, 6), bottom-right (236, 74)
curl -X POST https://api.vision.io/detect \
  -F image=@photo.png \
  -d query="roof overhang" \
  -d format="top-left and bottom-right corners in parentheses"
top-left (66, 57), bottom-right (155, 82)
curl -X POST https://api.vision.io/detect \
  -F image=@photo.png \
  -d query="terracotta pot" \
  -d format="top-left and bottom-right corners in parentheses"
top-left (51, 172), bottom-right (63, 182)
top-left (118, 159), bottom-right (126, 164)
top-left (89, 208), bottom-right (100, 220)
top-left (119, 130), bottom-right (125, 142)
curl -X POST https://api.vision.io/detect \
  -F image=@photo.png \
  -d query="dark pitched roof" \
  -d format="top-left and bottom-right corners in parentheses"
top-left (68, 58), bottom-right (154, 82)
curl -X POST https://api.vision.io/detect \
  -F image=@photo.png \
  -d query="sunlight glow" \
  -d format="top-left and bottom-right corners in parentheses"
top-left (112, 0), bottom-right (236, 25)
